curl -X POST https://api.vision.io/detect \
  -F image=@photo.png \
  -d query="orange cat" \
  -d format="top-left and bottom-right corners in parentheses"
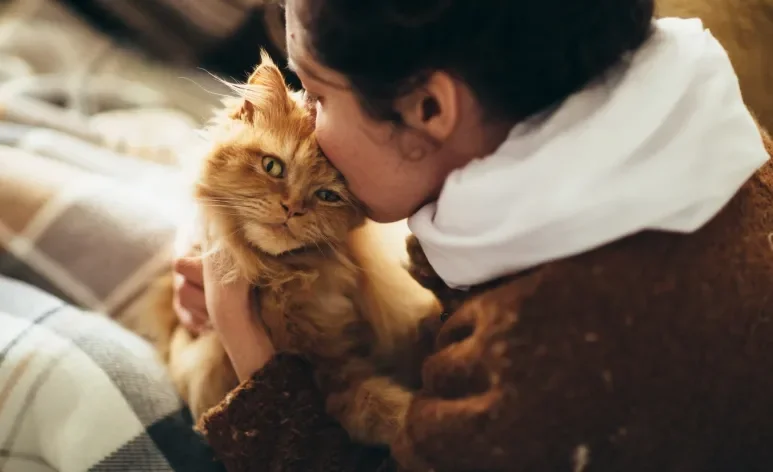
top-left (144, 52), bottom-right (439, 448)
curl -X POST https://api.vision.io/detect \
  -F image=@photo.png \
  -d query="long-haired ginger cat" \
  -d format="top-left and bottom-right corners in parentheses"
top-left (143, 53), bottom-right (438, 448)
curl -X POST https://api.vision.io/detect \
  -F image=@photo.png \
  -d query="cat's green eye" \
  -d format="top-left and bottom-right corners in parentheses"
top-left (262, 156), bottom-right (284, 178)
top-left (316, 189), bottom-right (341, 203)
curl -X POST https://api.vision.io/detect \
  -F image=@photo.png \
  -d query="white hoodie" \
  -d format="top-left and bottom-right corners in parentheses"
top-left (408, 18), bottom-right (769, 289)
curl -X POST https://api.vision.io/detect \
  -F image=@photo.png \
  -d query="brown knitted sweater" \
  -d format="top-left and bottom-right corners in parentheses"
top-left (200, 135), bottom-right (773, 471)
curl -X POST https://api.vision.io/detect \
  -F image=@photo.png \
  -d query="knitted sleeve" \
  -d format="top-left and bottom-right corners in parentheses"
top-left (198, 353), bottom-right (393, 472)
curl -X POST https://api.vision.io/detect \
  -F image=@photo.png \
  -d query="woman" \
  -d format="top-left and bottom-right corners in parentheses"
top-left (175, 0), bottom-right (773, 470)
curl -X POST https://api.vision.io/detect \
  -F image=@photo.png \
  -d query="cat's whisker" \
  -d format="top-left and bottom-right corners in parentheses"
top-left (199, 200), bottom-right (269, 214)
top-left (204, 199), bottom-right (272, 211)
top-left (197, 207), bottom-right (243, 217)
top-left (200, 203), bottom-right (236, 210)
top-left (310, 239), bottom-right (325, 255)
top-left (202, 196), bottom-right (256, 204)
top-left (330, 243), bottom-right (351, 266)
top-left (212, 77), bottom-right (269, 107)
top-left (180, 73), bottom-right (234, 99)
top-left (198, 205), bottom-right (240, 212)
top-left (199, 202), bottom-right (238, 209)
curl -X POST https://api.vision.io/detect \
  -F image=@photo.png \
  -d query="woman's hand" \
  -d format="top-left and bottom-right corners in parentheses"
top-left (172, 250), bottom-right (211, 334)
top-left (202, 254), bottom-right (276, 382)
top-left (171, 215), bottom-right (210, 334)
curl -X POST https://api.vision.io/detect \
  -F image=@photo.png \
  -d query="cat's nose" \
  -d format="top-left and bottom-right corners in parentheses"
top-left (281, 202), bottom-right (306, 218)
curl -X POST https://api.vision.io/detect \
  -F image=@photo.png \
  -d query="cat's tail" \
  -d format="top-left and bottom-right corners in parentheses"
top-left (118, 272), bottom-right (178, 362)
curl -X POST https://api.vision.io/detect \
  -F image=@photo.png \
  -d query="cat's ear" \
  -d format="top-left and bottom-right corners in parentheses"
top-left (233, 50), bottom-right (292, 122)
top-left (289, 89), bottom-right (317, 121)
top-left (246, 50), bottom-right (287, 91)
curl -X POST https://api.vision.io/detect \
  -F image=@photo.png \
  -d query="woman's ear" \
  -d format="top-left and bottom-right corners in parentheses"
top-left (395, 72), bottom-right (460, 144)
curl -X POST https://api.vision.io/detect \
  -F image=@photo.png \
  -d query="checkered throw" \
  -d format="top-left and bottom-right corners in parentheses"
top-left (0, 275), bottom-right (225, 472)
top-left (0, 146), bottom-right (194, 324)
top-left (0, 140), bottom-right (221, 472)
top-left (0, 4), bottom-right (234, 468)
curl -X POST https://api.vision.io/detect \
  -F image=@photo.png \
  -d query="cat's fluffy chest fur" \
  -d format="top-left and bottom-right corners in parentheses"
top-left (255, 245), bottom-right (375, 362)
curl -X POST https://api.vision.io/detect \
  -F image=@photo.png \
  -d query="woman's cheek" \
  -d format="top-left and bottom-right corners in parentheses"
top-left (314, 108), bottom-right (330, 151)
top-left (315, 112), bottom-right (342, 167)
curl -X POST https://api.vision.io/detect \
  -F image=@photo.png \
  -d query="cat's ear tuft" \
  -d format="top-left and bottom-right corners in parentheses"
top-left (247, 51), bottom-right (285, 89)
top-left (235, 50), bottom-right (292, 123)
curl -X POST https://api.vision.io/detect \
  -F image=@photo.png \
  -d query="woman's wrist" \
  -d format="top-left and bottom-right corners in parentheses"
top-left (201, 243), bottom-right (277, 382)
top-left (216, 311), bottom-right (276, 382)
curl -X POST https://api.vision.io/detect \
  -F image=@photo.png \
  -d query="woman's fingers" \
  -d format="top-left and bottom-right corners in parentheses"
top-left (173, 254), bottom-right (204, 287)
top-left (172, 250), bottom-right (209, 333)
top-left (173, 274), bottom-right (210, 333)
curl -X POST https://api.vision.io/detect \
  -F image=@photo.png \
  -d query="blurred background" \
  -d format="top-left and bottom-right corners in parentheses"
top-left (0, 0), bottom-right (294, 171)
top-left (0, 0), bottom-right (295, 320)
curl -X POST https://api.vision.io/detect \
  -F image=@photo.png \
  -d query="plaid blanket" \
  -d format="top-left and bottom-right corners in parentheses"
top-left (0, 0), bottom-right (210, 325)
top-left (0, 275), bottom-right (225, 472)
top-left (0, 147), bottom-right (192, 325)
top-left (0, 3), bottom-right (235, 469)
top-left (0, 140), bottom-right (225, 472)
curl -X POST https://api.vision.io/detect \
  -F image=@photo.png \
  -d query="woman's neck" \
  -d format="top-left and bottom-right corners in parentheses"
top-left (441, 99), bottom-right (515, 177)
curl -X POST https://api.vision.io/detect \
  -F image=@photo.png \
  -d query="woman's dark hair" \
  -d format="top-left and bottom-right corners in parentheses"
top-left (298, 0), bottom-right (654, 125)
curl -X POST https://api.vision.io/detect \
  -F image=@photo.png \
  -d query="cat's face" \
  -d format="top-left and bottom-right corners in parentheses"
top-left (197, 53), bottom-right (364, 256)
